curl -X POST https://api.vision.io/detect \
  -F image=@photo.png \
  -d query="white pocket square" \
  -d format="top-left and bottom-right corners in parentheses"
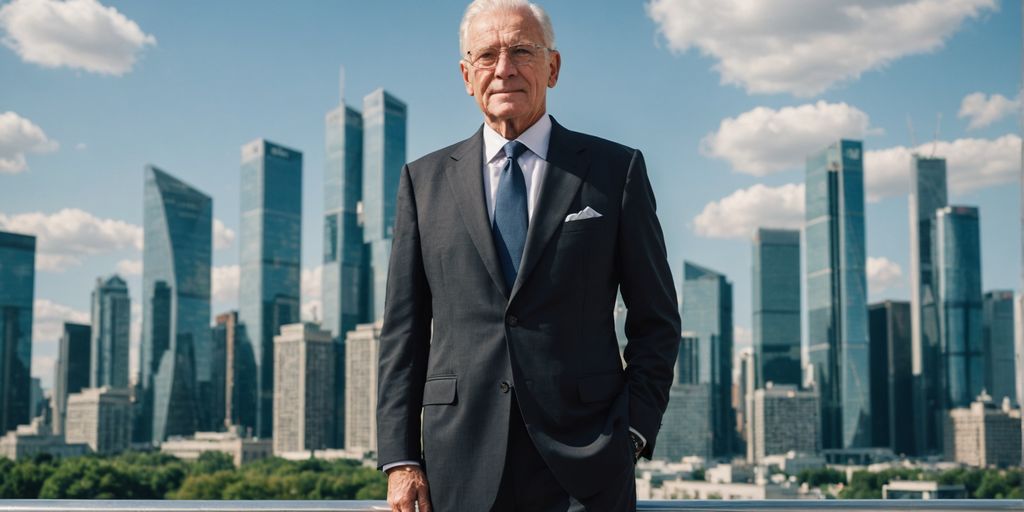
top-left (564, 206), bottom-right (603, 222)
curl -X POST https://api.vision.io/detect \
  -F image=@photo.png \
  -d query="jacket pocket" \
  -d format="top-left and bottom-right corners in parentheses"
top-left (422, 376), bottom-right (457, 406)
top-left (577, 372), bottom-right (624, 403)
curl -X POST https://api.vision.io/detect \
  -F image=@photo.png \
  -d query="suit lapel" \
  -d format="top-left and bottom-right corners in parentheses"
top-left (445, 128), bottom-right (510, 298)
top-left (510, 119), bottom-right (589, 303)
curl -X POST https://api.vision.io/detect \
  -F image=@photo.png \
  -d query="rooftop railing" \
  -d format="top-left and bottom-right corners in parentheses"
top-left (0, 501), bottom-right (1019, 511)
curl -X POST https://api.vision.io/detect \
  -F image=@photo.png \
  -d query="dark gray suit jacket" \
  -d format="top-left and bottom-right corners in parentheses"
top-left (377, 118), bottom-right (680, 511)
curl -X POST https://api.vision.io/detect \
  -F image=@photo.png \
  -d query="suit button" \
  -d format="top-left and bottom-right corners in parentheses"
top-left (507, 315), bottom-right (518, 326)
top-left (499, 381), bottom-right (511, 393)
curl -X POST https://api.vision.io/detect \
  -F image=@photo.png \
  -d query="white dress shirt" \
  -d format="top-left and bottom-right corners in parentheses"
top-left (381, 114), bottom-right (644, 473)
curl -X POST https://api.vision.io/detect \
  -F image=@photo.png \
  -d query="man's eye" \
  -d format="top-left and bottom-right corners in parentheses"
top-left (512, 46), bottom-right (534, 58)
top-left (476, 50), bottom-right (497, 62)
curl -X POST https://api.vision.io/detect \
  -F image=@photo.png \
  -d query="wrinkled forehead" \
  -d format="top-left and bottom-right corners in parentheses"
top-left (465, 7), bottom-right (546, 49)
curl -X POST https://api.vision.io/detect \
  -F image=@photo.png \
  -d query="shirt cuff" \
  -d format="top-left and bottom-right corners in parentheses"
top-left (382, 460), bottom-right (420, 473)
top-left (629, 427), bottom-right (647, 449)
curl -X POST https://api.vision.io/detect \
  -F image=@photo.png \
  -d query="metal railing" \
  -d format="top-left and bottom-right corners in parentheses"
top-left (0, 501), bottom-right (1019, 511)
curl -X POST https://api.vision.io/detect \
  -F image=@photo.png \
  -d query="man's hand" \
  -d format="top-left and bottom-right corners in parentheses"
top-left (386, 464), bottom-right (432, 512)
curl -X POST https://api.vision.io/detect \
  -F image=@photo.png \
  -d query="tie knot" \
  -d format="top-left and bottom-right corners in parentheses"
top-left (503, 140), bottom-right (527, 160)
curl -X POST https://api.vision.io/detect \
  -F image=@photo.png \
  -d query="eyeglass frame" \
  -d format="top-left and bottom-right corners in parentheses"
top-left (462, 43), bottom-right (557, 69)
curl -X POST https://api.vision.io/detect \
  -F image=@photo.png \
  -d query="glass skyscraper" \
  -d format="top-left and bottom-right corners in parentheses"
top-left (752, 228), bottom-right (801, 388)
top-left (238, 139), bottom-right (303, 439)
top-left (982, 290), bottom-right (1016, 405)
top-left (868, 301), bottom-right (913, 455)
top-left (908, 155), bottom-right (947, 454)
top-left (935, 206), bottom-right (984, 409)
top-left (140, 165), bottom-right (212, 444)
top-left (323, 94), bottom-right (364, 448)
top-left (362, 88), bottom-right (406, 321)
top-left (53, 322), bottom-right (90, 435)
top-left (0, 231), bottom-right (34, 433)
top-left (680, 261), bottom-right (734, 456)
top-left (804, 139), bottom-right (871, 450)
top-left (91, 275), bottom-right (130, 389)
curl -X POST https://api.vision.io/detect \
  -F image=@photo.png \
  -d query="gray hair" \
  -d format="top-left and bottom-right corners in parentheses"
top-left (459, 0), bottom-right (556, 56)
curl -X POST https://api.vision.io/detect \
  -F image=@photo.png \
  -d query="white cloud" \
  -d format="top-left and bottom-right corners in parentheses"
top-left (693, 183), bottom-right (804, 239)
top-left (213, 219), bottom-right (235, 251)
top-left (647, 0), bottom-right (997, 97)
top-left (0, 208), bottom-right (142, 272)
top-left (867, 256), bottom-right (903, 293)
top-left (301, 265), bottom-right (323, 323)
top-left (211, 264), bottom-right (239, 304)
top-left (0, 0), bottom-right (156, 75)
top-left (701, 101), bottom-right (879, 175)
top-left (31, 355), bottom-right (55, 389)
top-left (116, 258), bottom-right (141, 276)
top-left (864, 134), bottom-right (1021, 201)
top-left (734, 325), bottom-right (752, 348)
top-left (32, 298), bottom-right (89, 343)
top-left (302, 299), bottom-right (323, 324)
top-left (0, 111), bottom-right (58, 173)
top-left (958, 92), bottom-right (1020, 130)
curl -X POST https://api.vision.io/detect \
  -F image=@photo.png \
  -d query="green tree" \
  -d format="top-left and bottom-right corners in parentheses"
top-left (170, 470), bottom-right (240, 499)
top-left (797, 467), bottom-right (846, 487)
top-left (38, 458), bottom-right (144, 499)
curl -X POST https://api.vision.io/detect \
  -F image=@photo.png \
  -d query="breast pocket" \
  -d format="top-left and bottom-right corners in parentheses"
top-left (560, 216), bottom-right (607, 234)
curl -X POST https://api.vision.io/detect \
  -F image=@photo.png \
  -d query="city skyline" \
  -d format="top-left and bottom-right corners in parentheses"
top-left (0, 0), bottom-right (1019, 392)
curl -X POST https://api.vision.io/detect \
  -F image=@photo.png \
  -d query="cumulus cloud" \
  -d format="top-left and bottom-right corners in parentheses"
top-left (301, 265), bottom-right (323, 323)
top-left (0, 208), bottom-right (142, 272)
top-left (958, 92), bottom-right (1020, 130)
top-left (211, 264), bottom-right (239, 304)
top-left (693, 183), bottom-right (804, 239)
top-left (647, 0), bottom-right (997, 97)
top-left (0, 111), bottom-right (58, 173)
top-left (0, 0), bottom-right (156, 75)
top-left (32, 298), bottom-right (89, 343)
top-left (213, 219), bottom-right (235, 251)
top-left (701, 101), bottom-right (879, 175)
top-left (116, 258), bottom-right (141, 276)
top-left (867, 256), bottom-right (903, 293)
top-left (864, 134), bottom-right (1021, 201)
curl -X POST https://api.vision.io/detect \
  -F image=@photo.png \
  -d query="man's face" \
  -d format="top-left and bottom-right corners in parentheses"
top-left (460, 7), bottom-right (560, 129)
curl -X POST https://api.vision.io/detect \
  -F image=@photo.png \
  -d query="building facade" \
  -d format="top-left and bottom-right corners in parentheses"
top-left (982, 290), bottom-right (1016, 405)
top-left (804, 139), bottom-right (871, 450)
top-left (944, 392), bottom-right (1021, 468)
top-left (139, 165), bottom-right (212, 444)
top-left (239, 139), bottom-right (303, 440)
top-left (752, 228), bottom-right (801, 388)
top-left (53, 322), bottom-right (91, 436)
top-left (747, 384), bottom-right (820, 463)
top-left (655, 384), bottom-right (713, 462)
top-left (64, 386), bottom-right (132, 454)
top-left (345, 321), bottom-right (382, 452)
top-left (0, 231), bottom-right (35, 433)
top-left (868, 300), bottom-right (914, 455)
top-left (273, 323), bottom-right (335, 454)
top-left (90, 275), bottom-right (130, 389)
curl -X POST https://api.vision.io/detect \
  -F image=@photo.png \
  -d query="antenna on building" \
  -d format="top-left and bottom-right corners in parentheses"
top-left (906, 114), bottom-right (918, 154)
top-left (930, 112), bottom-right (942, 158)
top-left (339, 66), bottom-right (346, 105)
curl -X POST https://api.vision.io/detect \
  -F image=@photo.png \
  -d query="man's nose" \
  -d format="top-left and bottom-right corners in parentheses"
top-left (494, 50), bottom-right (517, 79)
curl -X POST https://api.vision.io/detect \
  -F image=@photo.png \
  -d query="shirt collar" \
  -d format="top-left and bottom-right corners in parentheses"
top-left (483, 114), bottom-right (551, 164)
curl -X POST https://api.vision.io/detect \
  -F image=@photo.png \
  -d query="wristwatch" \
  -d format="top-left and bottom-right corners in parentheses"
top-left (629, 432), bottom-right (643, 463)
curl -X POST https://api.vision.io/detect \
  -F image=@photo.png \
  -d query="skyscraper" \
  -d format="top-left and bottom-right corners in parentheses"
top-left (238, 139), bottom-right (303, 439)
top-left (935, 206), bottom-right (984, 409)
top-left (680, 261), bottom-right (734, 456)
top-left (323, 84), bottom-right (364, 448)
top-left (747, 384), bottom-right (820, 463)
top-left (90, 275), bottom-right (130, 389)
top-left (53, 322), bottom-right (90, 436)
top-left (272, 323), bottom-right (335, 454)
top-left (65, 386), bottom-right (132, 455)
top-left (0, 231), bottom-right (34, 433)
top-left (804, 139), bottom-right (871, 450)
top-left (908, 155), bottom-right (947, 455)
top-left (214, 311), bottom-right (254, 431)
top-left (345, 321), bottom-right (382, 452)
top-left (362, 88), bottom-right (406, 321)
top-left (140, 165), bottom-right (212, 444)
top-left (868, 301), bottom-right (914, 455)
top-left (983, 290), bottom-right (1016, 405)
top-left (752, 228), bottom-right (801, 388)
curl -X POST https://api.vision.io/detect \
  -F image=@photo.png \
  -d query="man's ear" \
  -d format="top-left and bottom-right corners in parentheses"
top-left (547, 50), bottom-right (561, 88)
top-left (460, 61), bottom-right (475, 96)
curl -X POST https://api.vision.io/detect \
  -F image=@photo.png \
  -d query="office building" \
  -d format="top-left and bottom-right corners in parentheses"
top-left (747, 384), bottom-right (819, 463)
top-left (655, 383), bottom-right (713, 461)
top-left (0, 418), bottom-right (88, 460)
top-left (139, 165), bottom-right (212, 444)
top-left (90, 275), bottom-right (130, 389)
top-left (214, 311), bottom-right (255, 431)
top-left (52, 322), bottom-right (90, 436)
top-left (983, 290), bottom-right (1016, 405)
top-left (0, 231), bottom-right (35, 433)
top-left (160, 427), bottom-right (272, 467)
top-left (273, 323), bottom-right (335, 454)
top-left (345, 321), bottom-right (382, 452)
top-left (64, 386), bottom-right (132, 454)
top-left (944, 392), bottom-right (1021, 468)
top-left (804, 139), bottom-right (871, 449)
top-left (868, 301), bottom-right (914, 455)
top-left (752, 228), bottom-right (801, 388)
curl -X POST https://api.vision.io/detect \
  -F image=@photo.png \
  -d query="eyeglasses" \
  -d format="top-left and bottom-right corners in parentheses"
top-left (464, 43), bottom-right (553, 69)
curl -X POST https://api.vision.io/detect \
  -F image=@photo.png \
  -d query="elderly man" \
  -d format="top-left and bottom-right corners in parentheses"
top-left (376, 0), bottom-right (680, 510)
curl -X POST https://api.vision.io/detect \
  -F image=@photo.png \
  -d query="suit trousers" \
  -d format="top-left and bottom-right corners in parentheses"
top-left (489, 390), bottom-right (637, 512)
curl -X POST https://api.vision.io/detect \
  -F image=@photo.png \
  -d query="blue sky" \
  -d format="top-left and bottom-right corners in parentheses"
top-left (0, 0), bottom-right (1020, 390)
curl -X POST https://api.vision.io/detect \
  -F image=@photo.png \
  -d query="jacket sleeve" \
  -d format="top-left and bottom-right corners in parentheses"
top-left (376, 164), bottom-right (433, 469)
top-left (615, 149), bottom-right (681, 459)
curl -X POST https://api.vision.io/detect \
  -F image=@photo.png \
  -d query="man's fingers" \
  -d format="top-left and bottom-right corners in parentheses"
top-left (417, 490), bottom-right (433, 512)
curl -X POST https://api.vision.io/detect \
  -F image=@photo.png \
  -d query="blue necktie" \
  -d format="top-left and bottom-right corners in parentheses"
top-left (493, 140), bottom-right (529, 290)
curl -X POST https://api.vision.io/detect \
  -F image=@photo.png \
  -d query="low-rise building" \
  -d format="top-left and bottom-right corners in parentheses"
top-left (64, 387), bottom-right (132, 455)
top-left (0, 418), bottom-right (88, 460)
top-left (945, 392), bottom-right (1022, 468)
top-left (160, 428), bottom-right (272, 466)
top-left (883, 480), bottom-right (967, 499)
